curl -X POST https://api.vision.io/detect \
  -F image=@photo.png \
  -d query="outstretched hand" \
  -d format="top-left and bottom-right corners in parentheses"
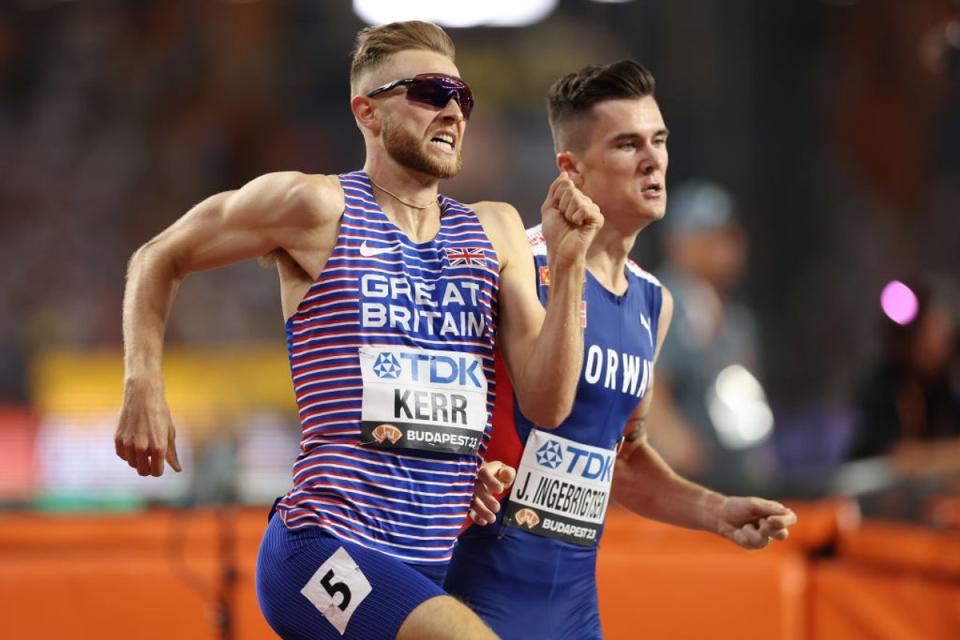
top-left (469, 461), bottom-right (517, 526)
top-left (540, 172), bottom-right (603, 269)
top-left (716, 497), bottom-right (797, 550)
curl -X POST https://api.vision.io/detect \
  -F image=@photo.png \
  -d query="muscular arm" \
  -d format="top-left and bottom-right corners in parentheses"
top-left (613, 423), bottom-right (726, 533)
top-left (474, 175), bottom-right (601, 428)
top-left (116, 172), bottom-right (341, 476)
top-left (612, 287), bottom-right (796, 547)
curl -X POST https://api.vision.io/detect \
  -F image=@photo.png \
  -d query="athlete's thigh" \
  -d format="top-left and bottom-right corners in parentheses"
top-left (397, 595), bottom-right (498, 640)
top-left (256, 515), bottom-right (446, 640)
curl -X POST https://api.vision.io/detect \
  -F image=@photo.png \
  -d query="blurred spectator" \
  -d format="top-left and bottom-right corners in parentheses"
top-left (647, 180), bottom-right (776, 494)
top-left (847, 278), bottom-right (960, 478)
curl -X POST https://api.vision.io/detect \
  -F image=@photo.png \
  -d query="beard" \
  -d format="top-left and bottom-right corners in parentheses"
top-left (382, 116), bottom-right (462, 179)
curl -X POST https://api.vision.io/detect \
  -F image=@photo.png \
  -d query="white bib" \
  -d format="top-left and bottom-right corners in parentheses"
top-left (359, 345), bottom-right (488, 455)
top-left (503, 430), bottom-right (615, 546)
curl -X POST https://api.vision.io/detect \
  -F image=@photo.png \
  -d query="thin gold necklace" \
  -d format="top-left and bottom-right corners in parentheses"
top-left (368, 176), bottom-right (437, 210)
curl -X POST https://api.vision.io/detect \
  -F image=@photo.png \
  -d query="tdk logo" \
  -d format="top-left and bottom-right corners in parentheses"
top-left (373, 353), bottom-right (402, 379)
top-left (373, 351), bottom-right (483, 388)
top-left (536, 440), bottom-right (563, 469)
top-left (536, 439), bottom-right (613, 482)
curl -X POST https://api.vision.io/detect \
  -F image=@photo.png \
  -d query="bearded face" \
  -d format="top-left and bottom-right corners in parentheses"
top-left (381, 113), bottom-right (463, 179)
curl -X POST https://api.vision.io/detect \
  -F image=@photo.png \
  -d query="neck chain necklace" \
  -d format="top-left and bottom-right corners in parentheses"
top-left (368, 176), bottom-right (437, 210)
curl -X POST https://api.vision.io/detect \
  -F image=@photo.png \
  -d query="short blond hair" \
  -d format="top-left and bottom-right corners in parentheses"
top-left (350, 21), bottom-right (455, 95)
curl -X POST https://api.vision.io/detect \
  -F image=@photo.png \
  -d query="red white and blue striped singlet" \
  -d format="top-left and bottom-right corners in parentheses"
top-left (275, 171), bottom-right (500, 565)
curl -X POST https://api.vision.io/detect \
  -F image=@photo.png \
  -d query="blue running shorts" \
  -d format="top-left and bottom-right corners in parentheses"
top-left (257, 513), bottom-right (447, 639)
top-left (445, 531), bottom-right (602, 640)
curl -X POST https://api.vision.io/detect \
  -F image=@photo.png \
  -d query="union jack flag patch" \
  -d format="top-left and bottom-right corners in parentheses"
top-left (444, 246), bottom-right (486, 266)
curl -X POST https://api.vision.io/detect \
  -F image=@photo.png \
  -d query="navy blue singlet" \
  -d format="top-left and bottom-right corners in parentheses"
top-left (445, 224), bottom-right (663, 640)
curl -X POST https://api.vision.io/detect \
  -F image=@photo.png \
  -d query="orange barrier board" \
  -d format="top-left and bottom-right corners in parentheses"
top-left (1, 503), bottom-right (957, 639)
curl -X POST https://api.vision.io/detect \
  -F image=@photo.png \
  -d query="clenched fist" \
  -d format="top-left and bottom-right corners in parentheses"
top-left (540, 172), bottom-right (603, 269)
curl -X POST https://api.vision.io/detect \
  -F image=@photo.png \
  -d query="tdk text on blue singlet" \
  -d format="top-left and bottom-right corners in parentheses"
top-left (488, 224), bottom-right (662, 546)
top-left (274, 171), bottom-right (499, 565)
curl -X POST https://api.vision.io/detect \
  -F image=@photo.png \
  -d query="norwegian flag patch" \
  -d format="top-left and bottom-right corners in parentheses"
top-left (539, 266), bottom-right (551, 286)
top-left (444, 246), bottom-right (486, 266)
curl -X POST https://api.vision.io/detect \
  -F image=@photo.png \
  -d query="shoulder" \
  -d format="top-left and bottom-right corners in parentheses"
top-left (239, 171), bottom-right (343, 223)
top-left (652, 284), bottom-right (674, 359)
top-left (284, 172), bottom-right (344, 222)
top-left (627, 260), bottom-right (669, 320)
top-left (659, 284), bottom-right (674, 319)
top-left (242, 170), bottom-right (338, 196)
top-left (626, 259), bottom-right (663, 288)
top-left (468, 200), bottom-right (523, 228)
top-left (466, 200), bottom-right (528, 268)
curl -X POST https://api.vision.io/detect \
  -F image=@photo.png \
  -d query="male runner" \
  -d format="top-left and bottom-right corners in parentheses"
top-left (113, 21), bottom-right (602, 640)
top-left (445, 60), bottom-right (797, 639)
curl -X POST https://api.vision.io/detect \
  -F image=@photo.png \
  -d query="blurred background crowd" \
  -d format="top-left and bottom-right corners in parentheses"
top-left (0, 0), bottom-right (958, 518)
top-left (2, 2), bottom-right (959, 639)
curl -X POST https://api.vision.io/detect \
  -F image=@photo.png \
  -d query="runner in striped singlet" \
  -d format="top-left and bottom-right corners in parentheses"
top-left (114, 21), bottom-right (602, 640)
top-left (447, 61), bottom-right (797, 639)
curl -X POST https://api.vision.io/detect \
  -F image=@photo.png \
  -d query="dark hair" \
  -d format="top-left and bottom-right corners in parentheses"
top-left (547, 60), bottom-right (656, 150)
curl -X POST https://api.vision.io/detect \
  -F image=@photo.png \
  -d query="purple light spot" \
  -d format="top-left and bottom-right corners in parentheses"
top-left (881, 281), bottom-right (918, 325)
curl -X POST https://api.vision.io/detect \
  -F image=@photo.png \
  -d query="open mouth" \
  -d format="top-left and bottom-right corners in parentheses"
top-left (642, 183), bottom-right (663, 196)
top-left (429, 132), bottom-right (456, 151)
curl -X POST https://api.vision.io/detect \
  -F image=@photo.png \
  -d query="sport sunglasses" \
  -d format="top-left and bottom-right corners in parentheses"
top-left (366, 73), bottom-right (475, 119)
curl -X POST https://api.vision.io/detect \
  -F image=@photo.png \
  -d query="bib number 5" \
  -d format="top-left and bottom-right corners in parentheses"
top-left (301, 547), bottom-right (373, 635)
top-left (320, 569), bottom-right (352, 611)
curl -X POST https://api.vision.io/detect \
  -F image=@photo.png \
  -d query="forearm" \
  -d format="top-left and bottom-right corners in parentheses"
top-left (512, 255), bottom-right (586, 427)
top-left (612, 440), bottom-right (724, 534)
top-left (122, 242), bottom-right (182, 386)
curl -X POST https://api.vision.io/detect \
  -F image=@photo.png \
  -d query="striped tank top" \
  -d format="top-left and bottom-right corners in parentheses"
top-left (275, 171), bottom-right (500, 565)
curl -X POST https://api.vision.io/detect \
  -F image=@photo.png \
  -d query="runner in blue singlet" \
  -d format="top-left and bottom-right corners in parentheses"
top-left (114, 21), bottom-right (603, 640)
top-left (445, 60), bottom-right (798, 640)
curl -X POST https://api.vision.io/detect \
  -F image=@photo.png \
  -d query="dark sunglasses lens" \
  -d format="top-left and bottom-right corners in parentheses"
top-left (407, 78), bottom-right (474, 118)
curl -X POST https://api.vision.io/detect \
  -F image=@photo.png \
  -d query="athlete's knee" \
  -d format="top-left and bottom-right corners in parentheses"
top-left (397, 595), bottom-right (498, 640)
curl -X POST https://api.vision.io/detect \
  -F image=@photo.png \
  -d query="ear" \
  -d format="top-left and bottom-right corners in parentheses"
top-left (351, 95), bottom-right (380, 134)
top-left (556, 151), bottom-right (584, 188)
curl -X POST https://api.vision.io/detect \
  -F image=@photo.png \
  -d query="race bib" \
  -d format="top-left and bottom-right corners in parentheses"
top-left (300, 546), bottom-right (372, 635)
top-left (504, 430), bottom-right (615, 547)
top-left (359, 345), bottom-right (488, 455)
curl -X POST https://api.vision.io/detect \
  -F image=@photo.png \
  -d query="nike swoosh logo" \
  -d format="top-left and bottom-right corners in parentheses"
top-left (359, 241), bottom-right (398, 257)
